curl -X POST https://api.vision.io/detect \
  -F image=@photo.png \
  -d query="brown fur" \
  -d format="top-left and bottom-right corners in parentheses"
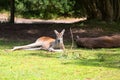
top-left (75, 35), bottom-right (120, 48)
top-left (35, 36), bottom-right (55, 49)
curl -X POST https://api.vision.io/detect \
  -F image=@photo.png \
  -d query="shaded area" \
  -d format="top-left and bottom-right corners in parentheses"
top-left (0, 23), bottom-right (71, 41)
top-left (62, 53), bottom-right (120, 69)
top-left (24, 52), bottom-right (59, 58)
top-left (0, 22), bottom-right (120, 42)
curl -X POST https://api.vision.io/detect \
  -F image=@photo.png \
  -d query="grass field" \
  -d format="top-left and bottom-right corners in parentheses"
top-left (0, 39), bottom-right (120, 80)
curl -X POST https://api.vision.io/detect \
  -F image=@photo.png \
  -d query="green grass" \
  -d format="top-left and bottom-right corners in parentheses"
top-left (0, 39), bottom-right (120, 80)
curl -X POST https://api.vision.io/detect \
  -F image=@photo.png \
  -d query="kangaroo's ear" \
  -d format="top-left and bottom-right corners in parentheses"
top-left (54, 30), bottom-right (59, 35)
top-left (61, 29), bottom-right (65, 35)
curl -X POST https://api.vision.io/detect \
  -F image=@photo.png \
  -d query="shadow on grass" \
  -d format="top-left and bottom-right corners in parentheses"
top-left (0, 39), bottom-right (31, 50)
top-left (25, 49), bottom-right (120, 69)
top-left (24, 51), bottom-right (62, 58)
top-left (62, 53), bottom-right (120, 69)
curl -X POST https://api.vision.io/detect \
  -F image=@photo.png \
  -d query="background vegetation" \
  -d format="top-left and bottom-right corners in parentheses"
top-left (0, 0), bottom-right (79, 19)
top-left (1, 0), bottom-right (120, 21)
top-left (0, 0), bottom-right (9, 10)
top-left (0, 0), bottom-right (120, 21)
top-left (15, 0), bottom-right (77, 19)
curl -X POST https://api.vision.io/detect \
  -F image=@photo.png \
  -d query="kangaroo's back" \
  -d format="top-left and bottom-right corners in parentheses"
top-left (35, 36), bottom-right (55, 49)
top-left (36, 36), bottom-right (55, 42)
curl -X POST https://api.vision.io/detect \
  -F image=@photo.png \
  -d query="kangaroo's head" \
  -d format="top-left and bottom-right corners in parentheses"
top-left (54, 29), bottom-right (65, 43)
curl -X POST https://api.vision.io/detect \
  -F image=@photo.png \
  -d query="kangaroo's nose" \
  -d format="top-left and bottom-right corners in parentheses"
top-left (58, 40), bottom-right (60, 43)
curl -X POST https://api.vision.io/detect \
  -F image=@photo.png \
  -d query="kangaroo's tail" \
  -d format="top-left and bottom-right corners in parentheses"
top-left (12, 42), bottom-right (42, 51)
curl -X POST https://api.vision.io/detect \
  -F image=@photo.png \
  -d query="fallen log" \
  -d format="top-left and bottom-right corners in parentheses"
top-left (75, 35), bottom-right (120, 48)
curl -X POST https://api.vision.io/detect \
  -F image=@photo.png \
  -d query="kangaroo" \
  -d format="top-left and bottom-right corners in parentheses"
top-left (75, 35), bottom-right (120, 48)
top-left (12, 29), bottom-right (65, 52)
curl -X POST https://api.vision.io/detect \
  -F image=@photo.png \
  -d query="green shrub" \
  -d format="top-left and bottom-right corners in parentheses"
top-left (15, 0), bottom-right (76, 19)
top-left (0, 0), bottom-right (85, 19)
top-left (0, 0), bottom-right (10, 10)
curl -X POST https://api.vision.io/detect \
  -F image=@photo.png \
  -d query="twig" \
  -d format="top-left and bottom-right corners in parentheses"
top-left (70, 27), bottom-right (74, 49)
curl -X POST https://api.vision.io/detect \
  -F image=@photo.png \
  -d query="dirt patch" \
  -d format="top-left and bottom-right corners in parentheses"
top-left (0, 23), bottom-right (119, 42)
top-left (0, 13), bottom-right (86, 24)
top-left (15, 18), bottom-right (86, 24)
top-left (0, 23), bottom-right (71, 41)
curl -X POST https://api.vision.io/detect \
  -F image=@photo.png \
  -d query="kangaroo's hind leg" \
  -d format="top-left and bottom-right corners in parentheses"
top-left (24, 47), bottom-right (42, 50)
top-left (12, 42), bottom-right (42, 51)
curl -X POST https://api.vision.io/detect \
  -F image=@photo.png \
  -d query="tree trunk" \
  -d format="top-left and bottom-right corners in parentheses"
top-left (10, 0), bottom-right (15, 23)
top-left (81, 0), bottom-right (120, 21)
top-left (83, 0), bottom-right (99, 19)
top-left (113, 0), bottom-right (120, 21)
top-left (101, 0), bottom-right (113, 21)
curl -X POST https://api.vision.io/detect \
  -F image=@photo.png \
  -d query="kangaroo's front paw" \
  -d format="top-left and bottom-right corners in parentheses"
top-left (48, 48), bottom-right (55, 52)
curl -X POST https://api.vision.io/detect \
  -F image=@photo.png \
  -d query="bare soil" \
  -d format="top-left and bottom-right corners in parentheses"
top-left (0, 14), bottom-right (119, 42)
top-left (0, 22), bottom-right (119, 43)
